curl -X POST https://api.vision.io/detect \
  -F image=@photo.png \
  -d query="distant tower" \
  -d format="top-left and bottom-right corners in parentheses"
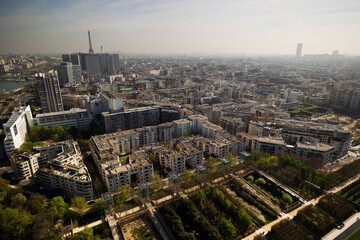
top-left (296, 43), bottom-right (303, 57)
top-left (101, 46), bottom-right (103, 54)
top-left (88, 30), bottom-right (94, 54)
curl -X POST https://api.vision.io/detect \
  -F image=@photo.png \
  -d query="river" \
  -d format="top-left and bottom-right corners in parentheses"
top-left (0, 79), bottom-right (33, 93)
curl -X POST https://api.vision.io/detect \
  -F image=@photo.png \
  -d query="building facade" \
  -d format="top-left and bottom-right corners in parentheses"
top-left (36, 108), bottom-right (92, 129)
top-left (3, 106), bottom-right (34, 155)
top-left (36, 70), bottom-right (64, 113)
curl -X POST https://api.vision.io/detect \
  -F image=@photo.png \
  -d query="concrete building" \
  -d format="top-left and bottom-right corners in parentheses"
top-left (58, 62), bottom-right (82, 86)
top-left (277, 119), bottom-right (351, 159)
top-left (200, 121), bottom-right (222, 139)
top-left (9, 152), bottom-right (40, 179)
top-left (36, 140), bottom-right (93, 199)
top-left (90, 143), bottom-right (153, 193)
top-left (9, 140), bottom-right (93, 199)
top-left (177, 141), bottom-right (204, 167)
top-left (3, 106), bottom-right (34, 155)
top-left (36, 70), bottom-right (64, 113)
top-left (36, 108), bottom-right (92, 129)
top-left (69, 53), bottom-right (119, 76)
top-left (154, 147), bottom-right (186, 174)
top-left (296, 43), bottom-right (303, 57)
top-left (102, 106), bottom-right (162, 133)
top-left (188, 114), bottom-right (208, 133)
top-left (173, 119), bottom-right (192, 137)
top-left (99, 91), bottom-right (124, 113)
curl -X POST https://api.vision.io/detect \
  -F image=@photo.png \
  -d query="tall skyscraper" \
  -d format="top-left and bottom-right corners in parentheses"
top-left (296, 43), bottom-right (303, 57)
top-left (58, 62), bottom-right (82, 87)
top-left (36, 70), bottom-right (64, 113)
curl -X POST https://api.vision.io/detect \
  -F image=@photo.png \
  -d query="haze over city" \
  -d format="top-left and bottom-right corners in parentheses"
top-left (2, 1), bottom-right (360, 240)
top-left (1, 0), bottom-right (360, 55)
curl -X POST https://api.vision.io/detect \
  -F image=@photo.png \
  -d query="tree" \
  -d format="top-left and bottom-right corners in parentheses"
top-left (218, 218), bottom-right (236, 239)
top-left (48, 196), bottom-right (69, 215)
top-left (206, 156), bottom-right (218, 171)
top-left (246, 175), bottom-right (254, 182)
top-left (255, 178), bottom-right (266, 185)
top-left (148, 153), bottom-right (156, 162)
top-left (71, 196), bottom-right (88, 216)
top-left (117, 184), bottom-right (131, 203)
top-left (11, 193), bottom-right (27, 209)
top-left (282, 193), bottom-right (293, 204)
top-left (150, 173), bottom-right (164, 191)
top-left (26, 193), bottom-right (47, 214)
top-left (0, 206), bottom-right (33, 240)
top-left (182, 168), bottom-right (193, 182)
top-left (226, 152), bottom-right (236, 165)
top-left (0, 177), bottom-right (10, 203)
top-left (184, 131), bottom-right (189, 137)
top-left (32, 211), bottom-right (62, 240)
top-left (90, 200), bottom-right (104, 215)
top-left (237, 208), bottom-right (252, 230)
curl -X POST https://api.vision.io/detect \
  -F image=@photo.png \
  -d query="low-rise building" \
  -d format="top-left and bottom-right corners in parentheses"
top-left (9, 140), bottom-right (93, 199)
top-left (9, 152), bottom-right (40, 179)
top-left (36, 108), bottom-right (92, 129)
top-left (90, 148), bottom-right (153, 193)
top-left (36, 140), bottom-right (93, 199)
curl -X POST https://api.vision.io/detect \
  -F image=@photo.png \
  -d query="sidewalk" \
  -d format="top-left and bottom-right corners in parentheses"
top-left (323, 212), bottom-right (360, 240)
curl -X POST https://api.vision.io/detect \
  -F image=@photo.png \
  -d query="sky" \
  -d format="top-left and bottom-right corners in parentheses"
top-left (0, 0), bottom-right (360, 56)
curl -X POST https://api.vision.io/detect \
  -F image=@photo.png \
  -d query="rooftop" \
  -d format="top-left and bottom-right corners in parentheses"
top-left (36, 108), bottom-right (89, 117)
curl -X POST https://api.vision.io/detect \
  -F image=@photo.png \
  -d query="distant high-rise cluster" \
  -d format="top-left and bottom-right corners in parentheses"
top-left (62, 52), bottom-right (119, 76)
top-left (296, 43), bottom-right (303, 57)
top-left (36, 70), bottom-right (64, 113)
top-left (60, 31), bottom-right (120, 76)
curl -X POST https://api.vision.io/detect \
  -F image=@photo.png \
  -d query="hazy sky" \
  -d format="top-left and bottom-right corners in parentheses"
top-left (1, 0), bottom-right (360, 55)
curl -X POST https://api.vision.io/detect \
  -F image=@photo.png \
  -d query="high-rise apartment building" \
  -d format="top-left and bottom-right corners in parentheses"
top-left (58, 62), bottom-right (82, 86)
top-left (36, 71), bottom-right (64, 113)
top-left (296, 43), bottom-right (303, 57)
top-left (69, 53), bottom-right (120, 76)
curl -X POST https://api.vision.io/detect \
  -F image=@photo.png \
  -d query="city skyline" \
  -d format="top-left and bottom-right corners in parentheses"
top-left (1, 0), bottom-right (360, 55)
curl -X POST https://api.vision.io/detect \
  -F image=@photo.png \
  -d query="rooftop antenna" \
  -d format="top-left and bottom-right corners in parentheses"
top-left (88, 30), bottom-right (94, 54)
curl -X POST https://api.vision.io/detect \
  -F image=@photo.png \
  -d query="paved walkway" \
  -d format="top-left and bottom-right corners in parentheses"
top-left (323, 212), bottom-right (360, 240)
top-left (145, 202), bottom-right (176, 240)
top-left (72, 219), bottom-right (103, 235)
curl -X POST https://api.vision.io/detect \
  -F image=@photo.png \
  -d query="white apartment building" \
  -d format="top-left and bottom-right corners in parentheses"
top-left (36, 108), bottom-right (92, 129)
top-left (188, 114), bottom-right (208, 134)
top-left (177, 141), bottom-right (204, 167)
top-left (90, 147), bottom-right (153, 193)
top-left (200, 121), bottom-right (222, 139)
top-left (4, 105), bottom-right (34, 155)
top-left (154, 147), bottom-right (186, 174)
top-left (173, 119), bottom-right (192, 137)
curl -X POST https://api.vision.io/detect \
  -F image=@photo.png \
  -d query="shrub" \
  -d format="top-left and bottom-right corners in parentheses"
top-left (255, 178), bottom-right (266, 185)
top-left (282, 193), bottom-right (293, 204)
top-left (246, 175), bottom-right (254, 182)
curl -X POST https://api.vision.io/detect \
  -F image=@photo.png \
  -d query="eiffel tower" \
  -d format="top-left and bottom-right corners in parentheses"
top-left (88, 30), bottom-right (94, 54)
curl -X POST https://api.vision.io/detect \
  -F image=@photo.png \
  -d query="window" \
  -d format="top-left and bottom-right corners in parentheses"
top-left (13, 125), bottom-right (18, 136)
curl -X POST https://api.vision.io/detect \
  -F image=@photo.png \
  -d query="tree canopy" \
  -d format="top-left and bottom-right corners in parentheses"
top-left (71, 196), bottom-right (88, 216)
